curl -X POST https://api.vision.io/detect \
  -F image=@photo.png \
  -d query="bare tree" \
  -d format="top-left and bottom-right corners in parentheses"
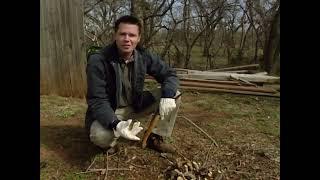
top-left (221, 0), bottom-right (243, 65)
top-left (178, 0), bottom-right (228, 68)
top-left (142, 0), bottom-right (175, 48)
top-left (82, 0), bottom-right (280, 73)
top-left (195, 0), bottom-right (229, 69)
top-left (159, 7), bottom-right (184, 64)
top-left (241, 0), bottom-right (279, 72)
top-left (264, 4), bottom-right (280, 74)
top-left (84, 0), bottom-right (129, 48)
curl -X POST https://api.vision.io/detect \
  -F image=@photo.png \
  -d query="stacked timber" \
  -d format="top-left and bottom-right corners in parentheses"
top-left (145, 64), bottom-right (280, 97)
top-left (208, 64), bottom-right (260, 72)
top-left (174, 69), bottom-right (280, 84)
top-left (179, 78), bottom-right (279, 97)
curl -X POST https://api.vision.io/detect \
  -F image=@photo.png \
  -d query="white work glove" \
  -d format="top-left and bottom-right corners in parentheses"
top-left (159, 98), bottom-right (176, 120)
top-left (113, 119), bottom-right (143, 141)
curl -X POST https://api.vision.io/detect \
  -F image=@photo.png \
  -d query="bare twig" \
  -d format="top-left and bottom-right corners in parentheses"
top-left (178, 115), bottom-right (218, 147)
top-left (160, 154), bottom-right (175, 165)
top-left (172, 144), bottom-right (190, 162)
top-left (174, 169), bottom-right (186, 179)
top-left (215, 173), bottom-right (224, 180)
top-left (130, 163), bottom-right (147, 169)
top-left (85, 156), bottom-right (97, 172)
top-left (125, 155), bottom-right (136, 164)
top-left (76, 168), bottom-right (131, 175)
top-left (84, 0), bottom-right (104, 15)
top-left (202, 143), bottom-right (218, 167)
top-left (203, 143), bottom-right (214, 166)
top-left (104, 152), bottom-right (109, 180)
top-left (107, 168), bottom-right (131, 171)
top-left (75, 169), bottom-right (104, 174)
top-left (228, 169), bottom-right (252, 175)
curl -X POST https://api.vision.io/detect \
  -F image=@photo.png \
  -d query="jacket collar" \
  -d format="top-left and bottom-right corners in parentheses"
top-left (101, 41), bottom-right (119, 62)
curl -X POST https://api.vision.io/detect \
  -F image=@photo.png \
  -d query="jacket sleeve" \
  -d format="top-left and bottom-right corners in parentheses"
top-left (145, 51), bottom-right (179, 98)
top-left (86, 54), bottom-right (119, 130)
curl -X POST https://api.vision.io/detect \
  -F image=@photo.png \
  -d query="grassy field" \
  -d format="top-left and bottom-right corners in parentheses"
top-left (151, 45), bottom-right (230, 70)
top-left (40, 87), bottom-right (280, 179)
top-left (150, 44), bottom-right (264, 71)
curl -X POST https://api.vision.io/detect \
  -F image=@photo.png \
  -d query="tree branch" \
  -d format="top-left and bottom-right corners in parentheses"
top-left (143, 0), bottom-right (175, 20)
top-left (84, 0), bottom-right (104, 15)
top-left (178, 115), bottom-right (218, 147)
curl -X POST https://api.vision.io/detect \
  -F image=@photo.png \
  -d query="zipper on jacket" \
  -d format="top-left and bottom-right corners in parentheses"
top-left (110, 61), bottom-right (121, 109)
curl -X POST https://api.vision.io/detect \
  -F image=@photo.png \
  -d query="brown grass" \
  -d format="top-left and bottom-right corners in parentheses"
top-left (40, 91), bottom-right (280, 179)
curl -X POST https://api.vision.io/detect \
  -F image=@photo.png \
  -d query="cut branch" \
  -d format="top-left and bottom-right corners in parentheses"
top-left (104, 152), bottom-right (109, 180)
top-left (86, 156), bottom-right (97, 172)
top-left (178, 115), bottom-right (218, 147)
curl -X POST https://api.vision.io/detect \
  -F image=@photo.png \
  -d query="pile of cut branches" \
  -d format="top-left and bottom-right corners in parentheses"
top-left (162, 157), bottom-right (213, 180)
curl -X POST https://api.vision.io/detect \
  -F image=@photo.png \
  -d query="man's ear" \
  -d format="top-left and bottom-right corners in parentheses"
top-left (137, 35), bottom-right (141, 43)
top-left (113, 33), bottom-right (116, 41)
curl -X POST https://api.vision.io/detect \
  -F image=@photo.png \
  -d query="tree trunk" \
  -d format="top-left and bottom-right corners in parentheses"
top-left (173, 44), bottom-right (184, 68)
top-left (252, 39), bottom-right (259, 64)
top-left (270, 41), bottom-right (280, 75)
top-left (160, 37), bottom-right (173, 59)
top-left (237, 24), bottom-right (252, 63)
top-left (227, 47), bottom-right (232, 65)
top-left (184, 46), bottom-right (192, 68)
top-left (202, 29), bottom-right (209, 56)
top-left (263, 7), bottom-right (280, 73)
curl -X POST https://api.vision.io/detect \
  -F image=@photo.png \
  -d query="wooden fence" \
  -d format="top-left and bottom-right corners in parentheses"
top-left (40, 0), bottom-right (86, 98)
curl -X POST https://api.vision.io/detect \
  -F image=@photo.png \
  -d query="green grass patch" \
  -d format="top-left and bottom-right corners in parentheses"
top-left (182, 92), bottom-right (280, 137)
top-left (41, 95), bottom-right (87, 119)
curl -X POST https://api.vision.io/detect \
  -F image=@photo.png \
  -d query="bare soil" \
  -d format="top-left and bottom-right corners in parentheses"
top-left (40, 91), bottom-right (280, 180)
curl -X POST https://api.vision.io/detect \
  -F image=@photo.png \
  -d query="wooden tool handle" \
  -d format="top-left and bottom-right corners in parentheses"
top-left (141, 93), bottom-right (182, 148)
top-left (142, 113), bottom-right (160, 148)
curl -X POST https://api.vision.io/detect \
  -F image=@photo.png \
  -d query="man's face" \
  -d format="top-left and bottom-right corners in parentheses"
top-left (115, 23), bottom-right (141, 57)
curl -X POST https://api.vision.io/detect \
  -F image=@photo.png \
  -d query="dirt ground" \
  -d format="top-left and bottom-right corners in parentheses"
top-left (40, 91), bottom-right (280, 180)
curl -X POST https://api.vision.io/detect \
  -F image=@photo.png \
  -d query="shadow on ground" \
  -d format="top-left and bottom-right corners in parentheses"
top-left (40, 125), bottom-right (102, 169)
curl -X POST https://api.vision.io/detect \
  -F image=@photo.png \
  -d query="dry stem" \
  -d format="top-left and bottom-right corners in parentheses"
top-left (178, 115), bottom-right (218, 147)
top-left (104, 151), bottom-right (109, 180)
top-left (85, 156), bottom-right (97, 172)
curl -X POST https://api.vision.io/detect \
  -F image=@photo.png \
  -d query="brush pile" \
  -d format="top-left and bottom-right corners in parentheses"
top-left (163, 157), bottom-right (213, 180)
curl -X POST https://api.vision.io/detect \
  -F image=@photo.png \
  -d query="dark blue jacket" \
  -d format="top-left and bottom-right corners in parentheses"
top-left (85, 42), bottom-right (179, 132)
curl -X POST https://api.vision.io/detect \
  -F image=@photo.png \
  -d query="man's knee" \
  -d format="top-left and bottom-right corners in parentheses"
top-left (149, 87), bottom-right (162, 101)
top-left (175, 90), bottom-right (182, 105)
top-left (89, 120), bottom-right (115, 149)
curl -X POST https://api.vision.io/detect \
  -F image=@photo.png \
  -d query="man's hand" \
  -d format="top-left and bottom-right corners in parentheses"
top-left (159, 98), bottom-right (176, 120)
top-left (113, 119), bottom-right (143, 141)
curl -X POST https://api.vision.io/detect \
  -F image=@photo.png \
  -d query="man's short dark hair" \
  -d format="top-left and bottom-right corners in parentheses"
top-left (114, 15), bottom-right (142, 34)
